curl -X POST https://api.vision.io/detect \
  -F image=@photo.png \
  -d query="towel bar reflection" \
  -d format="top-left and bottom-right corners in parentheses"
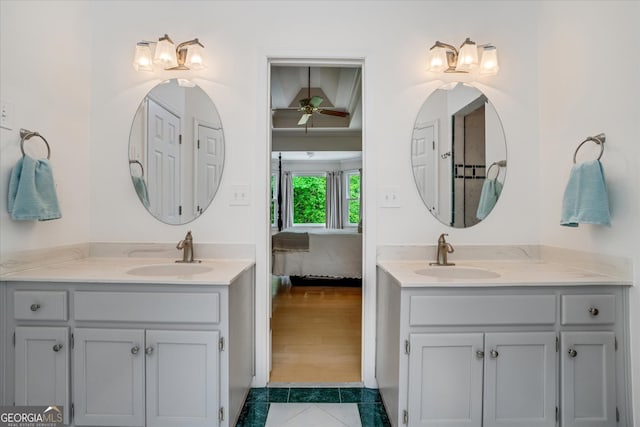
top-left (573, 133), bottom-right (605, 164)
top-left (487, 160), bottom-right (507, 179)
top-left (129, 160), bottom-right (144, 177)
top-left (20, 128), bottom-right (51, 160)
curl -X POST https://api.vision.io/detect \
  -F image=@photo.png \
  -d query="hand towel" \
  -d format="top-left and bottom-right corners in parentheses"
top-left (7, 155), bottom-right (61, 221)
top-left (560, 159), bottom-right (610, 227)
top-left (131, 176), bottom-right (150, 209)
top-left (476, 178), bottom-right (503, 220)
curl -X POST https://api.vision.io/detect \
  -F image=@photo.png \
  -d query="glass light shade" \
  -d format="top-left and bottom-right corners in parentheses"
top-left (133, 43), bottom-right (153, 71)
top-left (456, 39), bottom-right (479, 72)
top-left (185, 44), bottom-right (205, 70)
top-left (153, 38), bottom-right (178, 69)
top-left (427, 47), bottom-right (449, 73)
top-left (479, 46), bottom-right (500, 75)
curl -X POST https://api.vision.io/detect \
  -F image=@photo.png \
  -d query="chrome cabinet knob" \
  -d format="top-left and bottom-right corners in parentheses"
top-left (490, 349), bottom-right (499, 359)
top-left (475, 350), bottom-right (485, 359)
top-left (53, 344), bottom-right (63, 352)
top-left (145, 346), bottom-right (154, 355)
top-left (568, 348), bottom-right (578, 358)
top-left (30, 304), bottom-right (41, 312)
top-left (588, 307), bottom-right (599, 316)
top-left (131, 346), bottom-right (140, 355)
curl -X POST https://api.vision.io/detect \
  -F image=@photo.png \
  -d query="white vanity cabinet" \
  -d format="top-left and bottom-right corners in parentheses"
top-left (2, 262), bottom-right (255, 427)
top-left (376, 267), bottom-right (631, 427)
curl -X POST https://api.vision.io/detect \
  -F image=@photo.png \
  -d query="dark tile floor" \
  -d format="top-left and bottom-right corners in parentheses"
top-left (235, 387), bottom-right (392, 427)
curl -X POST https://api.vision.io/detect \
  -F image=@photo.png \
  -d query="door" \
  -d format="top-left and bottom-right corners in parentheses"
top-left (147, 98), bottom-right (181, 223)
top-left (73, 328), bottom-right (145, 426)
top-left (484, 332), bottom-right (557, 427)
top-left (14, 326), bottom-right (69, 424)
top-left (408, 333), bottom-right (484, 427)
top-left (145, 330), bottom-right (220, 427)
top-left (196, 124), bottom-right (224, 215)
top-left (561, 331), bottom-right (616, 427)
top-left (412, 121), bottom-right (438, 214)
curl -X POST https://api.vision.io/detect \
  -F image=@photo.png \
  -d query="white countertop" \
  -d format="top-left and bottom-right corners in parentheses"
top-left (0, 257), bottom-right (255, 286)
top-left (377, 259), bottom-right (632, 287)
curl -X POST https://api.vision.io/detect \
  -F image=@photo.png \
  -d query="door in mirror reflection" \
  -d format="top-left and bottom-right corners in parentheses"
top-left (129, 79), bottom-right (225, 225)
top-left (411, 85), bottom-right (506, 228)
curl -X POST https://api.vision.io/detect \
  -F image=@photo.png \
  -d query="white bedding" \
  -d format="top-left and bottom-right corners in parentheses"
top-left (271, 228), bottom-right (362, 279)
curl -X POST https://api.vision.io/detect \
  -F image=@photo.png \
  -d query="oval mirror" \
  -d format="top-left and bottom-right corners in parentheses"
top-left (411, 85), bottom-right (506, 228)
top-left (128, 79), bottom-right (225, 224)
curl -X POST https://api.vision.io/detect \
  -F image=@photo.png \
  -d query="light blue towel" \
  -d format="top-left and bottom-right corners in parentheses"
top-left (7, 155), bottom-right (61, 221)
top-left (561, 159), bottom-right (610, 227)
top-left (476, 178), bottom-right (503, 220)
top-left (131, 176), bottom-right (150, 209)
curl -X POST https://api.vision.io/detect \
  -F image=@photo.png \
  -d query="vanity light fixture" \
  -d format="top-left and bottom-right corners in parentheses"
top-left (427, 38), bottom-right (499, 76)
top-left (133, 34), bottom-right (206, 72)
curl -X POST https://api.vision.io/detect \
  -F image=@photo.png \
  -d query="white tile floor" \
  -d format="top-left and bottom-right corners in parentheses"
top-left (265, 403), bottom-right (362, 427)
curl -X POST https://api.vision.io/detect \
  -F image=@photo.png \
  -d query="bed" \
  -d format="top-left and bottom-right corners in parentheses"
top-left (271, 228), bottom-right (362, 279)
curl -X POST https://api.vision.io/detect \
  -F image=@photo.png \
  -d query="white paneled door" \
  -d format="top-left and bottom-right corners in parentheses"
top-left (411, 121), bottom-right (438, 214)
top-left (14, 326), bottom-right (69, 424)
top-left (196, 124), bottom-right (224, 215)
top-left (147, 98), bottom-right (181, 223)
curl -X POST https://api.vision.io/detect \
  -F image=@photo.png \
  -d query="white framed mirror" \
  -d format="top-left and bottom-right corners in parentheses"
top-left (128, 79), bottom-right (225, 225)
top-left (411, 85), bottom-right (506, 228)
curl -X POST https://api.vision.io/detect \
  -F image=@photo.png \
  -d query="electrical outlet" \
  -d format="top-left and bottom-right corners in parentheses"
top-left (1, 99), bottom-right (15, 130)
top-left (380, 186), bottom-right (401, 208)
top-left (230, 185), bottom-right (251, 206)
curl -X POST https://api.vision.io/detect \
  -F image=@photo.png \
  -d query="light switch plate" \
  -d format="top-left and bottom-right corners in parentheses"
top-left (380, 186), bottom-right (401, 208)
top-left (1, 99), bottom-right (15, 130)
top-left (230, 185), bottom-right (251, 206)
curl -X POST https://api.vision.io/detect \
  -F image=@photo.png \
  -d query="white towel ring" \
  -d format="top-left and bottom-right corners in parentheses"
top-left (20, 128), bottom-right (51, 160)
top-left (573, 133), bottom-right (605, 164)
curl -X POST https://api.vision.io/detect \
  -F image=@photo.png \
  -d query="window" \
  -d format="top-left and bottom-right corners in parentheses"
top-left (292, 174), bottom-right (326, 225)
top-left (346, 170), bottom-right (361, 226)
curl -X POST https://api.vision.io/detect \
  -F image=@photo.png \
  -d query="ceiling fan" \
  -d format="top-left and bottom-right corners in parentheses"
top-left (296, 67), bottom-right (350, 131)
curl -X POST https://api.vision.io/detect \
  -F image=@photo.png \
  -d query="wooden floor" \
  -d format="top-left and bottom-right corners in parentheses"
top-left (270, 283), bottom-right (362, 383)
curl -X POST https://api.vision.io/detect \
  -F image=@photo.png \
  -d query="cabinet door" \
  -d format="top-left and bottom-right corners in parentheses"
top-left (484, 332), bottom-right (556, 427)
top-left (73, 328), bottom-right (145, 426)
top-left (146, 330), bottom-right (220, 427)
top-left (561, 331), bottom-right (616, 427)
top-left (408, 333), bottom-right (484, 427)
top-left (15, 327), bottom-right (69, 424)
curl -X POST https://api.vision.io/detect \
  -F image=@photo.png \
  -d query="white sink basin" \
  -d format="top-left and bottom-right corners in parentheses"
top-left (127, 264), bottom-right (213, 276)
top-left (415, 266), bottom-right (501, 280)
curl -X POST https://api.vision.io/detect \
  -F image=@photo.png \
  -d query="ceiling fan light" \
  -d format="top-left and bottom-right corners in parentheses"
top-left (479, 45), bottom-right (499, 75)
top-left (427, 46), bottom-right (449, 73)
top-left (153, 35), bottom-right (178, 69)
top-left (455, 38), bottom-right (479, 72)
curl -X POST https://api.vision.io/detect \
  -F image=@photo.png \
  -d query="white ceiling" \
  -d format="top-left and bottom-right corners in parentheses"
top-left (270, 65), bottom-right (362, 131)
top-left (271, 151), bottom-right (362, 162)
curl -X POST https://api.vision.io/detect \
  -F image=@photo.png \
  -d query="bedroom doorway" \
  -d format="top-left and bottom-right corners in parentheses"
top-left (268, 63), bottom-right (363, 383)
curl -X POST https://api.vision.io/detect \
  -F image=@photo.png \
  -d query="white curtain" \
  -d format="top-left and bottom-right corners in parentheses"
top-left (326, 170), bottom-right (344, 229)
top-left (280, 171), bottom-right (293, 229)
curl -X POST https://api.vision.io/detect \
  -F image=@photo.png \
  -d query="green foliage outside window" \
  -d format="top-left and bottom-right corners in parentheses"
top-left (293, 176), bottom-right (326, 224)
top-left (348, 174), bottom-right (360, 224)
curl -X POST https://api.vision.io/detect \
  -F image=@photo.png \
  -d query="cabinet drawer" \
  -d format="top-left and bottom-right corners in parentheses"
top-left (74, 291), bottom-right (221, 323)
top-left (14, 291), bottom-right (68, 320)
top-left (409, 294), bottom-right (556, 326)
top-left (561, 294), bottom-right (615, 325)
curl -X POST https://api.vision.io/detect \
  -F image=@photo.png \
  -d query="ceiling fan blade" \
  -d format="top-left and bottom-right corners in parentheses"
top-left (298, 113), bottom-right (312, 125)
top-left (309, 96), bottom-right (323, 108)
top-left (318, 109), bottom-right (350, 117)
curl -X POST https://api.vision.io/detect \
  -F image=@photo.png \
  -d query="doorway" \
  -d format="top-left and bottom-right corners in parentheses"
top-left (268, 62), bottom-right (364, 383)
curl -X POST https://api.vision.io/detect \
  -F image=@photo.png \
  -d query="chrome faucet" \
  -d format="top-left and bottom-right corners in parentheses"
top-left (176, 231), bottom-right (199, 263)
top-left (430, 233), bottom-right (455, 266)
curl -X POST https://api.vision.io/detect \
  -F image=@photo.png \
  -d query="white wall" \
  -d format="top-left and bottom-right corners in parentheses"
top-left (537, 1), bottom-right (640, 423)
top-left (0, 0), bottom-right (92, 254)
